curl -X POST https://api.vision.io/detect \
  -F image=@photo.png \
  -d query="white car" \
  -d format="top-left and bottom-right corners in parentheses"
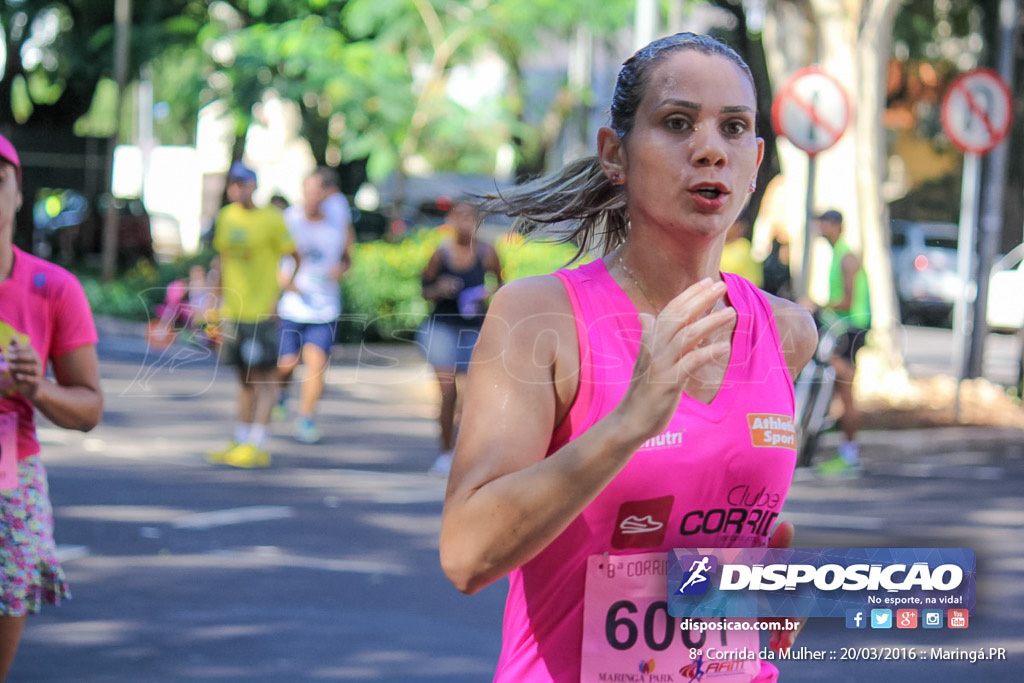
top-left (891, 220), bottom-right (962, 326)
top-left (987, 242), bottom-right (1024, 332)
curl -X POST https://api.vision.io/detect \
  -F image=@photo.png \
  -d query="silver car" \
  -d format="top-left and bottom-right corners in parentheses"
top-left (890, 219), bottom-right (961, 326)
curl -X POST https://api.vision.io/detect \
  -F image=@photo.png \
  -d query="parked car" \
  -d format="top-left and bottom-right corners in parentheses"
top-left (890, 219), bottom-right (962, 326)
top-left (987, 242), bottom-right (1024, 332)
top-left (32, 190), bottom-right (154, 266)
top-left (32, 189), bottom-right (89, 263)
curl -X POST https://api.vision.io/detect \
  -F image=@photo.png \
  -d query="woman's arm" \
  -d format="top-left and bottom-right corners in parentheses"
top-left (483, 243), bottom-right (503, 288)
top-left (421, 249), bottom-right (461, 302)
top-left (8, 341), bottom-right (102, 432)
top-left (767, 295), bottom-right (818, 381)
top-left (440, 274), bottom-right (737, 594)
top-left (762, 297), bottom-right (815, 650)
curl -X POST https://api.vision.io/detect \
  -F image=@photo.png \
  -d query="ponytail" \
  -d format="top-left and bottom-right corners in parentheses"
top-left (479, 156), bottom-right (627, 262)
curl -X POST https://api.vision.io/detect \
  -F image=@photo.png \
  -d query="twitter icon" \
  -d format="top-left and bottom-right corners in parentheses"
top-left (871, 609), bottom-right (892, 629)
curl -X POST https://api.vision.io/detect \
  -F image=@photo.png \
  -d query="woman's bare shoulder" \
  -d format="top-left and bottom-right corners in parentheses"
top-left (487, 273), bottom-right (574, 320)
top-left (764, 293), bottom-right (818, 377)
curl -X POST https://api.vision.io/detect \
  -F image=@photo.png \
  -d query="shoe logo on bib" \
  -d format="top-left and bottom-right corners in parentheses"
top-left (611, 496), bottom-right (674, 549)
top-left (619, 515), bottom-right (664, 534)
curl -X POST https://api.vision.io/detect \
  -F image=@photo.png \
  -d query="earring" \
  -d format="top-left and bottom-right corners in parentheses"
top-left (749, 180), bottom-right (757, 193)
top-left (610, 173), bottom-right (621, 185)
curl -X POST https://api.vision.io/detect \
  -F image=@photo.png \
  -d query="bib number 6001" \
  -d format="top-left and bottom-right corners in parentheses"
top-left (606, 600), bottom-right (725, 651)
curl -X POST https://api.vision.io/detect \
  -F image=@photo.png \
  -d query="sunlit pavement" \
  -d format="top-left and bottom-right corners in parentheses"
top-left (9, 322), bottom-right (1024, 681)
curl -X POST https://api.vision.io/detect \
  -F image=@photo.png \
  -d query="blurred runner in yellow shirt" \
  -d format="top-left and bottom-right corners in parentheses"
top-left (719, 212), bottom-right (763, 287)
top-left (208, 161), bottom-right (299, 468)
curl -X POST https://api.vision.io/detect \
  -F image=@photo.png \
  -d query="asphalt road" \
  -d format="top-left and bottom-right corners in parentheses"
top-left (8, 324), bottom-right (1024, 682)
top-left (898, 323), bottom-right (1021, 385)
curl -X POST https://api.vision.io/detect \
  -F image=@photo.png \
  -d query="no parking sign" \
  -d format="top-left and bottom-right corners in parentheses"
top-left (941, 68), bottom-right (1012, 154)
top-left (771, 66), bottom-right (851, 156)
top-left (770, 66), bottom-right (851, 300)
top-left (942, 68), bottom-right (1013, 406)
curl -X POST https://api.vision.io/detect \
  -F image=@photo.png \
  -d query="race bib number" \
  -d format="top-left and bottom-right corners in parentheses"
top-left (582, 552), bottom-right (762, 682)
top-left (0, 412), bottom-right (17, 490)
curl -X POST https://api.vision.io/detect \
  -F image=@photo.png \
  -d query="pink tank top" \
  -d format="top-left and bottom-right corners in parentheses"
top-left (494, 260), bottom-right (796, 682)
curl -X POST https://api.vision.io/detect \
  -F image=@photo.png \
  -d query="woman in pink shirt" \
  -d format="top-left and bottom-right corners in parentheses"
top-left (0, 133), bottom-right (103, 679)
top-left (440, 34), bottom-right (817, 681)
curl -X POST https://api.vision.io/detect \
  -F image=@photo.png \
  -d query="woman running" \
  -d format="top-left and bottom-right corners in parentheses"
top-left (439, 33), bottom-right (816, 682)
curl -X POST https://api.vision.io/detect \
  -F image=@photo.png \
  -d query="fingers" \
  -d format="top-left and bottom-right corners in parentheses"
top-left (766, 521), bottom-right (801, 652)
top-left (769, 520), bottom-right (795, 549)
top-left (769, 615), bottom-right (807, 652)
top-left (649, 306), bottom-right (735, 370)
top-left (6, 341), bottom-right (42, 397)
top-left (7, 340), bottom-right (35, 368)
top-left (621, 278), bottom-right (734, 436)
top-left (637, 311), bottom-right (656, 358)
top-left (661, 279), bottom-right (729, 328)
top-left (650, 280), bottom-right (732, 351)
top-left (770, 627), bottom-right (798, 653)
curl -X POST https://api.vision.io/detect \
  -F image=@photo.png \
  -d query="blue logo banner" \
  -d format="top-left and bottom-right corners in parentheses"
top-left (667, 548), bottom-right (975, 618)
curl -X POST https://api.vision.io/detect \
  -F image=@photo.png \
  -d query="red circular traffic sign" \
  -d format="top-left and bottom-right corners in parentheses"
top-left (771, 66), bottom-right (851, 156)
top-left (941, 68), bottom-right (1013, 155)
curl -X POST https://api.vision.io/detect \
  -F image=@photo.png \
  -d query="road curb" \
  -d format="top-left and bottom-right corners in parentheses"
top-left (820, 425), bottom-right (1024, 457)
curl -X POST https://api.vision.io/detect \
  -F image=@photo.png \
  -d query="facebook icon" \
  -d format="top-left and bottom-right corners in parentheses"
top-left (846, 609), bottom-right (866, 629)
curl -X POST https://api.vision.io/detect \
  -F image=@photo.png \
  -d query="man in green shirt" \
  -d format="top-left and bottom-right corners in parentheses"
top-left (817, 210), bottom-right (870, 476)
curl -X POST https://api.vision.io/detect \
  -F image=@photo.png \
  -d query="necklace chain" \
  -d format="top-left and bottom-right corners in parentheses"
top-left (616, 250), bottom-right (726, 323)
top-left (617, 251), bottom-right (662, 314)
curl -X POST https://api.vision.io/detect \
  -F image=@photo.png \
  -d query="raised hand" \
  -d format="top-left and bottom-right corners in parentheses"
top-left (616, 278), bottom-right (736, 443)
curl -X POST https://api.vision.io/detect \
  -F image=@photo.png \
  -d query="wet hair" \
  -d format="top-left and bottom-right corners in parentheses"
top-left (479, 33), bottom-right (754, 261)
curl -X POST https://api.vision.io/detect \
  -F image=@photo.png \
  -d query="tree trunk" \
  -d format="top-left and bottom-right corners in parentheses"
top-left (763, 0), bottom-right (905, 376)
top-left (760, 1), bottom-right (816, 298)
top-left (854, 0), bottom-right (904, 375)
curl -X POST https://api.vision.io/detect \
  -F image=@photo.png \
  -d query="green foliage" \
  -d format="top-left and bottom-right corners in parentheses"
top-left (77, 252), bottom-right (215, 322)
top-left (892, 0), bottom-right (980, 62)
top-left (0, 0), bottom-right (211, 129)
top-left (74, 78), bottom-right (120, 137)
top-left (339, 228), bottom-right (587, 342)
top-left (80, 231), bottom-right (584, 343)
top-left (496, 233), bottom-right (590, 281)
top-left (1, 0), bottom-right (637, 181)
top-left (179, 0), bottom-right (637, 182)
top-left (148, 46), bottom-right (210, 145)
top-left (338, 228), bottom-right (442, 342)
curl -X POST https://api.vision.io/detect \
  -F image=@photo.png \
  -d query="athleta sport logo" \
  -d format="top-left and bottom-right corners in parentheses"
top-left (611, 496), bottom-right (673, 549)
top-left (747, 413), bottom-right (796, 450)
top-left (676, 554), bottom-right (718, 595)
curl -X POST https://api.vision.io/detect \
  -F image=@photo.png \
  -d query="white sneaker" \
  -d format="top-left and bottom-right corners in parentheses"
top-left (429, 451), bottom-right (453, 476)
top-left (294, 418), bottom-right (320, 444)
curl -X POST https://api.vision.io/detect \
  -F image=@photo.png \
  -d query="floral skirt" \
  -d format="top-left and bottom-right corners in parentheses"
top-left (0, 455), bottom-right (70, 616)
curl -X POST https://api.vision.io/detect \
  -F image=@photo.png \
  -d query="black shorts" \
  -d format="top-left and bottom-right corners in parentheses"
top-left (218, 319), bottom-right (280, 369)
top-left (834, 327), bottom-right (869, 367)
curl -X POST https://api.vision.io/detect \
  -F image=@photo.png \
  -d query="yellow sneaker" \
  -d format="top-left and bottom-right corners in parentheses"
top-left (223, 443), bottom-right (271, 469)
top-left (206, 441), bottom-right (238, 464)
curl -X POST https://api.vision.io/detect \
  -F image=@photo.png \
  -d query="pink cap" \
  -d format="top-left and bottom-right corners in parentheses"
top-left (0, 133), bottom-right (22, 186)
